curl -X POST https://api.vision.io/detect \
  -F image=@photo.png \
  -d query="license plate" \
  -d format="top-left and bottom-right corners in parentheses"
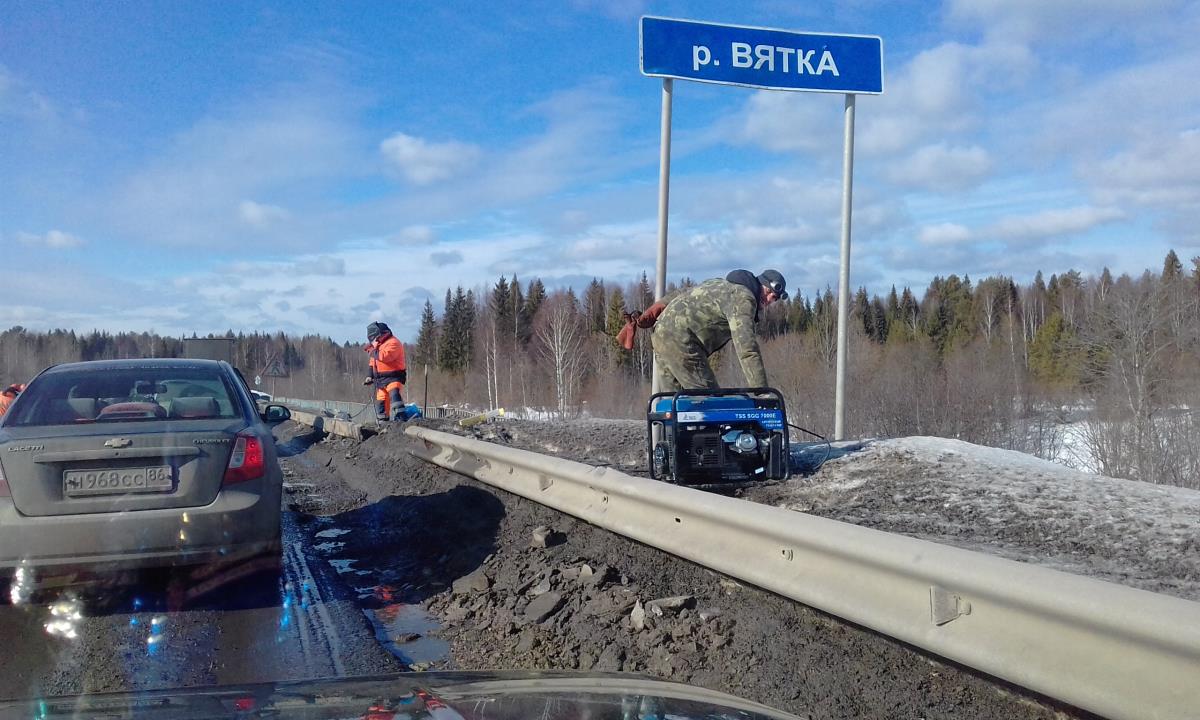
top-left (63, 466), bottom-right (173, 497)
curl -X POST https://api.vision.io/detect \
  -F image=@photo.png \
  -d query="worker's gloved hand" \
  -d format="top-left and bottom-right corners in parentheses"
top-left (362, 376), bottom-right (373, 386)
top-left (363, 343), bottom-right (374, 352)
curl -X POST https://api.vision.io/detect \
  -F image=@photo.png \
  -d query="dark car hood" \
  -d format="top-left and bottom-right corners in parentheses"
top-left (0, 671), bottom-right (803, 720)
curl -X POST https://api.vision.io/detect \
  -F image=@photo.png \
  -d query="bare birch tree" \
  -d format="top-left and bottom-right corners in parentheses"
top-left (535, 296), bottom-right (585, 416)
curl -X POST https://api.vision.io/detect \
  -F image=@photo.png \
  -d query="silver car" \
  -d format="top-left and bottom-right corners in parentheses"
top-left (0, 358), bottom-right (289, 600)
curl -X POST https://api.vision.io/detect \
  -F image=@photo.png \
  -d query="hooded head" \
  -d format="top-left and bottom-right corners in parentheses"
top-left (367, 322), bottom-right (392, 342)
top-left (757, 269), bottom-right (788, 301)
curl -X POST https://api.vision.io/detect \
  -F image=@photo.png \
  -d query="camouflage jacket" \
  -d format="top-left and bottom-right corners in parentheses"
top-left (653, 276), bottom-right (767, 386)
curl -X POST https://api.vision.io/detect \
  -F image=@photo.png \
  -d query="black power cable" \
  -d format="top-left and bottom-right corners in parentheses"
top-left (787, 422), bottom-right (833, 473)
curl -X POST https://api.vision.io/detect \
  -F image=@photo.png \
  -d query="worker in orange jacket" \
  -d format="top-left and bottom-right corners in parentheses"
top-left (363, 322), bottom-right (407, 421)
top-left (0, 383), bottom-right (25, 418)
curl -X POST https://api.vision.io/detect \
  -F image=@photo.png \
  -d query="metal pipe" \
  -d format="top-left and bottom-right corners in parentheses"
top-left (834, 94), bottom-right (856, 441)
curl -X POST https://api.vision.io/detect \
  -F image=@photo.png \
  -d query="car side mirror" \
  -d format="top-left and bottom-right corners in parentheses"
top-left (262, 404), bottom-right (291, 424)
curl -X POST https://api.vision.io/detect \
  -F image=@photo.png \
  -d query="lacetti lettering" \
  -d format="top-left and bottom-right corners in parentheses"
top-left (692, 43), bottom-right (839, 76)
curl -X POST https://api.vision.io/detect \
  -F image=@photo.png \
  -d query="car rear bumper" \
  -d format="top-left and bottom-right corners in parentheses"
top-left (0, 484), bottom-right (281, 577)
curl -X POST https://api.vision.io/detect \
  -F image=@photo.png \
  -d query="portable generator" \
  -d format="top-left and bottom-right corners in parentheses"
top-left (646, 387), bottom-right (790, 486)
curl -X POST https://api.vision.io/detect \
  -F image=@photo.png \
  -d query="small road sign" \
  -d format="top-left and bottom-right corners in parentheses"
top-left (263, 358), bottom-right (288, 378)
top-left (640, 16), bottom-right (883, 94)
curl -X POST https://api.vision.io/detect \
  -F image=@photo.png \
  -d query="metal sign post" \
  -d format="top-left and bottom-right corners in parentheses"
top-left (650, 77), bottom-right (674, 398)
top-left (640, 16), bottom-right (883, 440)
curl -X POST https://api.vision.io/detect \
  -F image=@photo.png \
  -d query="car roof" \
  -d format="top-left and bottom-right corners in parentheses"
top-left (42, 358), bottom-right (229, 375)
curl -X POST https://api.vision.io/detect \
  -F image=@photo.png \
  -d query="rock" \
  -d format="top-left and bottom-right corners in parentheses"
top-left (585, 564), bottom-right (613, 588)
top-left (408, 661), bottom-right (432, 672)
top-left (630, 600), bottom-right (646, 631)
top-left (524, 591), bottom-right (564, 623)
top-left (596, 643), bottom-right (626, 671)
top-left (698, 607), bottom-right (723, 623)
top-left (515, 628), bottom-right (539, 654)
top-left (529, 576), bottom-right (553, 597)
top-left (444, 605), bottom-right (470, 623)
top-left (579, 564), bottom-right (594, 579)
top-left (451, 569), bottom-right (491, 595)
top-left (583, 591), bottom-right (637, 618)
top-left (647, 595), bottom-right (693, 616)
top-left (530, 526), bottom-right (553, 548)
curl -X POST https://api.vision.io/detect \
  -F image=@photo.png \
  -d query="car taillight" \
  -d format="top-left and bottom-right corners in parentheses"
top-left (223, 432), bottom-right (265, 485)
top-left (0, 461), bottom-right (9, 497)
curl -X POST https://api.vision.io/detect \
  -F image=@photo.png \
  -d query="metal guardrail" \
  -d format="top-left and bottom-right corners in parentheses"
top-left (401, 425), bottom-right (1200, 720)
top-left (276, 396), bottom-right (492, 423)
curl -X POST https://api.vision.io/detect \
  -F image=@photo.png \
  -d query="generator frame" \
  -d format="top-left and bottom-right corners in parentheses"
top-left (647, 387), bottom-right (791, 485)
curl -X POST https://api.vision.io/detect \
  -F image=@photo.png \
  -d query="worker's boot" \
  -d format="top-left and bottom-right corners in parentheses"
top-left (375, 399), bottom-right (388, 422)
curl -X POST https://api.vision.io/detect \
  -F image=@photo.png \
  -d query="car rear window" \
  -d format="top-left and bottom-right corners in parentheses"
top-left (5, 367), bottom-right (242, 427)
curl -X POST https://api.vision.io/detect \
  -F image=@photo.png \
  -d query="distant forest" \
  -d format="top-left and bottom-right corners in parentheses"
top-left (2, 251), bottom-right (1197, 489)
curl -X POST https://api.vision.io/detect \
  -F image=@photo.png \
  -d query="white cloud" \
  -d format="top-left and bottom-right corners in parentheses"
top-left (888, 143), bottom-right (993, 192)
top-left (16, 230), bottom-right (85, 249)
top-left (918, 223), bottom-right (973, 246)
top-left (429, 250), bottom-right (463, 267)
top-left (110, 86), bottom-right (364, 249)
top-left (239, 200), bottom-right (290, 229)
top-left (292, 256), bottom-right (346, 276)
top-left (221, 255), bottom-right (345, 277)
top-left (859, 42), bottom-right (1035, 156)
top-left (380, 132), bottom-right (482, 185)
top-left (989, 206), bottom-right (1125, 241)
top-left (1091, 129), bottom-right (1200, 207)
top-left (946, 0), bottom-right (1183, 44)
top-left (737, 91), bottom-right (842, 154)
top-left (392, 225), bottom-right (437, 246)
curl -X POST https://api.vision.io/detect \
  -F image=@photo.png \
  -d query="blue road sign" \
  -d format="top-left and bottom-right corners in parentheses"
top-left (640, 16), bottom-right (883, 95)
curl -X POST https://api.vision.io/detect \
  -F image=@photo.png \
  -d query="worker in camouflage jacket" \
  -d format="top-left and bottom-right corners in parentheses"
top-left (650, 269), bottom-right (787, 391)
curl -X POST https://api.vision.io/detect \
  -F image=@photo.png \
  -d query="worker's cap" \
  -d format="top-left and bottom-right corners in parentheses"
top-left (758, 269), bottom-right (788, 300)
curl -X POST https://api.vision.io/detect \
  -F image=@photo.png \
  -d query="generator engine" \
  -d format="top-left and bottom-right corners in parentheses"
top-left (647, 388), bottom-right (790, 486)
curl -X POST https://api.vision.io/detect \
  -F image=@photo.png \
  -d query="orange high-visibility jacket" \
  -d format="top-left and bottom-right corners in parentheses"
top-left (368, 335), bottom-right (406, 389)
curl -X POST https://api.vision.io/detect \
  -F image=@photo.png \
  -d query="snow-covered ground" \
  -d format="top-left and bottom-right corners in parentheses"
top-left (1049, 420), bottom-right (1101, 474)
top-left (753, 436), bottom-right (1200, 602)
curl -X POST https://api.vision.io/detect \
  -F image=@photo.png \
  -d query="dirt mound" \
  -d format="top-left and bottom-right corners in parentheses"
top-left (281, 420), bottom-right (1076, 720)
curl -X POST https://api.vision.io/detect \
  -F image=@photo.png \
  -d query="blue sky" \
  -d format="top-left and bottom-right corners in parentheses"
top-left (2, 0), bottom-right (1198, 343)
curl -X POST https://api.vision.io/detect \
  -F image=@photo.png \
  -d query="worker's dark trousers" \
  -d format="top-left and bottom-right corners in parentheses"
top-left (388, 388), bottom-right (404, 420)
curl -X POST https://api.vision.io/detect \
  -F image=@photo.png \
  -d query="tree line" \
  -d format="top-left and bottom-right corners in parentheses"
top-left (2, 251), bottom-right (1197, 488)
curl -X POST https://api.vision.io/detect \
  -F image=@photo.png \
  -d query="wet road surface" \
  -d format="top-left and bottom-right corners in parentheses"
top-left (0, 426), bottom-right (403, 702)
